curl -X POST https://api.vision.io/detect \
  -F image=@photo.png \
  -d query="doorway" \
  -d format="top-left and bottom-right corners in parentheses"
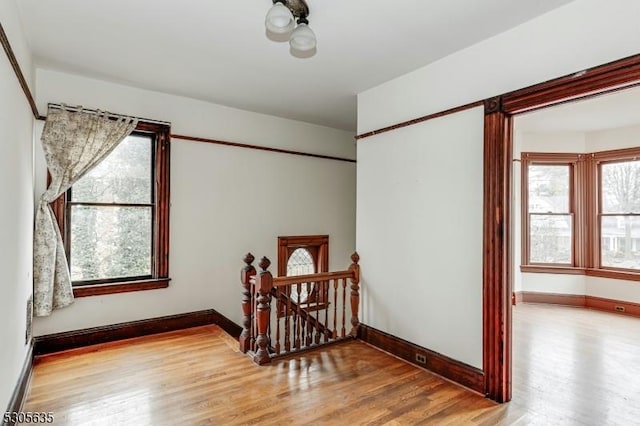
top-left (508, 87), bottom-right (640, 422)
top-left (482, 54), bottom-right (640, 402)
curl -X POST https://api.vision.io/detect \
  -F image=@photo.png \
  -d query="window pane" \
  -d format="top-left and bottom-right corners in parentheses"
top-left (70, 206), bottom-right (152, 281)
top-left (601, 160), bottom-right (640, 214)
top-left (71, 135), bottom-right (152, 204)
top-left (528, 165), bottom-right (570, 213)
top-left (601, 216), bottom-right (640, 270)
top-left (530, 214), bottom-right (572, 264)
top-left (287, 248), bottom-right (315, 276)
top-left (287, 248), bottom-right (315, 304)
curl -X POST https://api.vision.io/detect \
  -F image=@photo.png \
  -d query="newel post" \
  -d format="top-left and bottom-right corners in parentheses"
top-left (253, 256), bottom-right (273, 365)
top-left (348, 252), bottom-right (360, 337)
top-left (239, 253), bottom-right (256, 353)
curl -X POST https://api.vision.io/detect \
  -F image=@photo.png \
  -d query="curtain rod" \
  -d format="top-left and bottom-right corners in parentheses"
top-left (41, 103), bottom-right (171, 126)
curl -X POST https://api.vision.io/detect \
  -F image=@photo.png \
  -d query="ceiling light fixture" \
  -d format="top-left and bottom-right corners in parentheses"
top-left (265, 0), bottom-right (316, 57)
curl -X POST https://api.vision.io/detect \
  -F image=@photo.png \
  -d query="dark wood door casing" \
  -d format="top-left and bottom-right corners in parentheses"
top-left (482, 53), bottom-right (640, 403)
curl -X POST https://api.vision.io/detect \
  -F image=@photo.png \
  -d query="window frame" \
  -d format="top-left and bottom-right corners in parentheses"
top-left (521, 154), bottom-right (579, 268)
top-left (50, 121), bottom-right (171, 297)
top-left (593, 147), bottom-right (640, 277)
top-left (277, 235), bottom-right (329, 277)
top-left (277, 235), bottom-right (329, 307)
top-left (521, 147), bottom-right (640, 281)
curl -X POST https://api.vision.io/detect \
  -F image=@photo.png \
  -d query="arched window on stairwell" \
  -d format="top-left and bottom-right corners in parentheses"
top-left (278, 235), bottom-right (328, 305)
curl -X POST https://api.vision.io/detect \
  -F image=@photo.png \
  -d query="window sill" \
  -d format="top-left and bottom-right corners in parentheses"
top-left (520, 265), bottom-right (585, 275)
top-left (73, 278), bottom-right (170, 298)
top-left (520, 265), bottom-right (640, 282)
top-left (585, 268), bottom-right (640, 282)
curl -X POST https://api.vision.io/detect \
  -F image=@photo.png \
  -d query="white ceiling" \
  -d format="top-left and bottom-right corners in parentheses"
top-left (16, 0), bottom-right (574, 131)
top-left (516, 85), bottom-right (640, 133)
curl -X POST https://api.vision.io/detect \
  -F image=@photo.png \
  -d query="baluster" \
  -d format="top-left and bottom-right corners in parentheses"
top-left (305, 281), bottom-right (313, 346)
top-left (323, 280), bottom-right (330, 343)
top-left (299, 287), bottom-right (306, 348)
top-left (239, 253), bottom-right (256, 353)
top-left (341, 278), bottom-right (347, 338)
top-left (295, 285), bottom-right (302, 349)
top-left (251, 278), bottom-right (257, 352)
top-left (253, 257), bottom-right (273, 365)
top-left (314, 281), bottom-right (321, 345)
top-left (349, 252), bottom-right (361, 337)
top-left (284, 285), bottom-right (291, 352)
top-left (275, 286), bottom-right (281, 355)
top-left (333, 279), bottom-right (338, 339)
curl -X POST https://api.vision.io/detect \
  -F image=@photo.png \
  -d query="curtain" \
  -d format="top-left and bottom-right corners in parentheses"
top-left (33, 106), bottom-right (138, 316)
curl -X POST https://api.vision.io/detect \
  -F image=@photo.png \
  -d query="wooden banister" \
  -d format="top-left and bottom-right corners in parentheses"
top-left (240, 252), bottom-right (361, 364)
top-left (348, 252), bottom-right (360, 337)
top-left (239, 253), bottom-right (256, 353)
top-left (253, 257), bottom-right (273, 365)
top-left (273, 270), bottom-right (354, 286)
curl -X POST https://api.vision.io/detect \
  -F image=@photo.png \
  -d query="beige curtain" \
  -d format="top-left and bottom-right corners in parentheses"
top-left (33, 106), bottom-right (137, 316)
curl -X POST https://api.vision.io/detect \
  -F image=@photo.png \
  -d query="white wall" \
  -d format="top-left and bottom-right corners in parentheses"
top-left (0, 0), bottom-right (34, 412)
top-left (358, 107), bottom-right (484, 368)
top-left (514, 125), bottom-right (640, 303)
top-left (357, 0), bottom-right (640, 369)
top-left (587, 124), bottom-right (640, 152)
top-left (33, 69), bottom-right (356, 336)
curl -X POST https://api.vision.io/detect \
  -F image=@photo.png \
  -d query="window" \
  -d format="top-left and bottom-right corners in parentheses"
top-left (277, 235), bottom-right (328, 305)
top-left (598, 155), bottom-right (640, 271)
top-left (527, 163), bottom-right (573, 264)
top-left (51, 122), bottom-right (170, 296)
top-left (521, 148), bottom-right (640, 281)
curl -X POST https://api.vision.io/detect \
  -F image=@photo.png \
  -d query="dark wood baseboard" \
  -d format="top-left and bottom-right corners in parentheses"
top-left (357, 324), bottom-right (484, 395)
top-left (516, 291), bottom-right (640, 318)
top-left (34, 309), bottom-right (242, 356)
top-left (3, 342), bottom-right (34, 426)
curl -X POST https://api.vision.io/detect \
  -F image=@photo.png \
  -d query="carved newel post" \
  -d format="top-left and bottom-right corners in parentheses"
top-left (239, 253), bottom-right (256, 353)
top-left (253, 256), bottom-right (273, 365)
top-left (348, 252), bottom-right (361, 337)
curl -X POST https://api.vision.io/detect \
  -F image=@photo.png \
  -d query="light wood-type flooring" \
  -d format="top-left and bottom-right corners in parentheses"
top-left (20, 304), bottom-right (640, 425)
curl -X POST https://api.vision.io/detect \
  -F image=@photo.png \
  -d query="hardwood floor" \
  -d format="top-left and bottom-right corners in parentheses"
top-left (20, 305), bottom-right (640, 425)
top-left (22, 326), bottom-right (520, 425)
top-left (512, 303), bottom-right (640, 425)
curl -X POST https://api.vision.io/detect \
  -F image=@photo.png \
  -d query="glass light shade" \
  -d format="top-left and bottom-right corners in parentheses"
top-left (289, 23), bottom-right (316, 52)
top-left (265, 3), bottom-right (295, 34)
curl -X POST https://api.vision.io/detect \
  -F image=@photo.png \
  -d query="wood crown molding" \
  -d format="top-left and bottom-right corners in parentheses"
top-left (0, 22), bottom-right (41, 120)
top-left (357, 323), bottom-right (484, 395)
top-left (502, 54), bottom-right (640, 114)
top-left (171, 134), bottom-right (356, 163)
top-left (356, 101), bottom-right (483, 140)
top-left (4, 341), bottom-right (34, 425)
top-left (33, 309), bottom-right (241, 356)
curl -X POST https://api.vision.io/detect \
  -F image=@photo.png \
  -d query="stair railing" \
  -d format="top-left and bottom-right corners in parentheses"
top-left (239, 252), bottom-right (360, 365)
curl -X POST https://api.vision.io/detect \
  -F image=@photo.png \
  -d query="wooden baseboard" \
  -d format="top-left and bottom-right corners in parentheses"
top-left (34, 309), bottom-right (242, 356)
top-left (518, 291), bottom-right (585, 307)
top-left (3, 342), bottom-right (34, 426)
top-left (512, 291), bottom-right (523, 305)
top-left (357, 324), bottom-right (484, 395)
top-left (516, 291), bottom-right (640, 318)
top-left (586, 295), bottom-right (640, 317)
